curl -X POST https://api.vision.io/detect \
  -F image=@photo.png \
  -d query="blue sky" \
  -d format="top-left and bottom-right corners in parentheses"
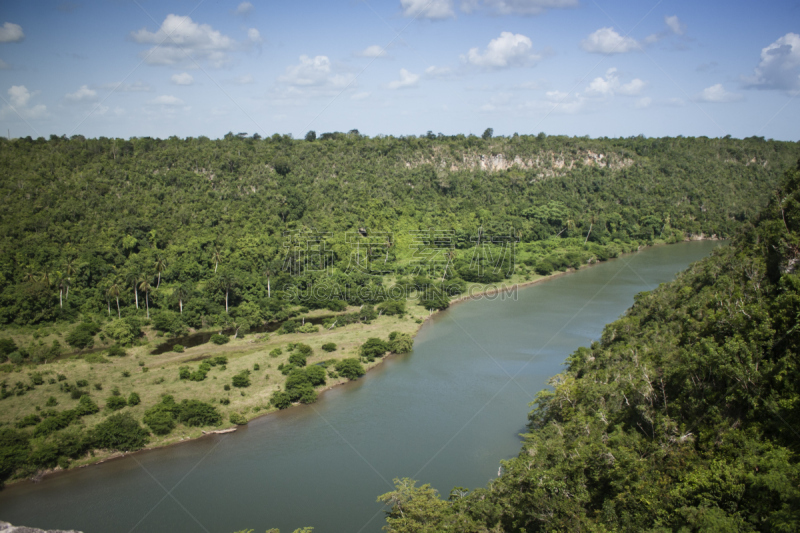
top-left (0, 0), bottom-right (798, 140)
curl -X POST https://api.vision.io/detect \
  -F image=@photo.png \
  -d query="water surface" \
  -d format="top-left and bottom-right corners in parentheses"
top-left (0, 241), bottom-right (722, 533)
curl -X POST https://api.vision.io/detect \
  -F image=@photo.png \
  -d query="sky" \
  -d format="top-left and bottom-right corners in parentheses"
top-left (0, 0), bottom-right (798, 140)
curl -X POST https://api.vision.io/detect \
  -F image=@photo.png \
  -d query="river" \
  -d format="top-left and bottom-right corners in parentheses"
top-left (0, 241), bottom-right (722, 533)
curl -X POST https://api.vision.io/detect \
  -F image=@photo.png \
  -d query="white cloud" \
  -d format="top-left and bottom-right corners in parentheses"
top-left (475, 0), bottom-right (578, 15)
top-left (65, 85), bottom-right (98, 102)
top-left (171, 72), bottom-right (194, 85)
top-left (584, 68), bottom-right (646, 97)
top-left (400, 0), bottom-right (455, 19)
top-left (247, 28), bottom-right (262, 42)
top-left (465, 31), bottom-right (538, 68)
top-left (234, 2), bottom-right (254, 15)
top-left (387, 68), bottom-right (420, 89)
top-left (357, 45), bottom-right (387, 58)
top-left (665, 15), bottom-right (686, 35)
top-left (581, 27), bottom-right (639, 54)
top-left (0, 22), bottom-right (24, 43)
top-left (351, 91), bottom-right (371, 100)
top-left (8, 85), bottom-right (30, 107)
top-left (425, 65), bottom-right (455, 78)
top-left (743, 33), bottom-right (800, 92)
top-left (276, 55), bottom-right (354, 96)
top-left (147, 95), bottom-right (185, 106)
top-left (2, 85), bottom-right (47, 119)
top-left (694, 84), bottom-right (743, 103)
top-left (130, 14), bottom-right (235, 68)
top-left (101, 81), bottom-right (152, 92)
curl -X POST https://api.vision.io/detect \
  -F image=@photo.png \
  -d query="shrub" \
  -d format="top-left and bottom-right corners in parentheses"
top-left (107, 344), bottom-right (127, 357)
top-left (76, 379), bottom-right (89, 388)
top-left (297, 323), bottom-right (318, 334)
top-left (82, 353), bottom-right (109, 364)
top-left (321, 343), bottom-right (337, 352)
top-left (0, 338), bottom-right (18, 358)
top-left (70, 389), bottom-right (87, 400)
top-left (219, 398), bottom-right (230, 405)
top-left (172, 344), bottom-right (185, 353)
top-left (298, 387), bottom-right (318, 404)
top-left (305, 366), bottom-right (327, 387)
top-left (360, 338), bottom-right (389, 361)
top-left (288, 352), bottom-right (307, 367)
top-left (175, 399), bottom-right (221, 427)
top-left (75, 395), bottom-right (99, 416)
top-left (121, 370), bottom-right (131, 378)
top-left (90, 412), bottom-right (149, 451)
top-left (104, 318), bottom-right (141, 346)
top-left (33, 410), bottom-right (77, 437)
top-left (335, 359), bottom-right (365, 380)
top-left (224, 384), bottom-right (230, 391)
top-left (179, 367), bottom-right (191, 380)
top-left (214, 355), bottom-right (228, 365)
top-left (111, 386), bottom-right (121, 397)
top-left (93, 383), bottom-right (102, 391)
top-left (253, 363), bottom-right (260, 371)
top-left (269, 348), bottom-right (282, 358)
top-left (295, 343), bottom-right (313, 357)
top-left (66, 322), bottom-right (100, 349)
top-left (128, 392), bottom-right (140, 406)
top-left (232, 371), bottom-right (251, 388)
top-left (46, 396), bottom-right (58, 407)
top-left (143, 403), bottom-right (176, 435)
top-left (377, 300), bottom-right (406, 316)
top-left (389, 333), bottom-right (414, 354)
top-left (285, 369), bottom-right (311, 391)
top-left (0, 429), bottom-right (30, 483)
top-left (57, 374), bottom-right (67, 382)
top-left (15, 413), bottom-right (42, 429)
top-left (229, 412), bottom-right (247, 425)
top-left (210, 334), bottom-right (229, 345)
top-left (270, 391), bottom-right (292, 409)
top-left (106, 396), bottom-right (127, 411)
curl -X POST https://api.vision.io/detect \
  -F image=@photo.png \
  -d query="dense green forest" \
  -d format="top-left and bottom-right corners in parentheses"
top-left (0, 132), bottom-right (797, 342)
top-left (377, 162), bottom-right (800, 531)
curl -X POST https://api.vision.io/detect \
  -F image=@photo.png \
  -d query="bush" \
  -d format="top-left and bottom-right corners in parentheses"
top-left (75, 395), bottom-right (99, 416)
top-left (172, 344), bottom-right (185, 353)
top-left (229, 412), bottom-right (247, 425)
top-left (15, 413), bottom-right (41, 429)
top-left (179, 367), bottom-right (191, 380)
top-left (335, 359), bottom-right (365, 380)
top-left (106, 396), bottom-right (127, 411)
top-left (360, 338), bottom-right (389, 361)
top-left (128, 392), bottom-right (140, 406)
top-left (321, 343), bottom-right (337, 352)
top-left (66, 322), bottom-right (100, 349)
top-left (269, 348), bottom-right (282, 358)
top-left (296, 323), bottom-right (318, 334)
top-left (107, 344), bottom-right (127, 357)
top-left (389, 333), bottom-right (414, 354)
top-left (232, 371), bottom-right (251, 388)
top-left (214, 355), bottom-right (228, 365)
top-left (33, 410), bottom-right (77, 437)
top-left (46, 396), bottom-right (58, 407)
top-left (175, 399), bottom-right (222, 427)
top-left (143, 404), bottom-right (176, 435)
top-left (151, 310), bottom-right (187, 337)
top-left (122, 370), bottom-right (131, 378)
top-left (210, 334), bottom-right (229, 345)
top-left (288, 352), bottom-right (307, 367)
top-left (305, 366), bottom-right (327, 387)
top-left (295, 343), bottom-right (313, 357)
top-left (253, 363), bottom-right (260, 371)
top-left (270, 391), bottom-right (292, 409)
top-left (76, 379), bottom-right (89, 388)
top-left (90, 412), bottom-right (149, 451)
top-left (0, 428), bottom-right (30, 484)
top-left (224, 384), bottom-right (230, 391)
top-left (0, 338), bottom-right (18, 358)
top-left (298, 387), bottom-right (318, 404)
top-left (82, 352), bottom-right (109, 364)
top-left (377, 300), bottom-right (406, 316)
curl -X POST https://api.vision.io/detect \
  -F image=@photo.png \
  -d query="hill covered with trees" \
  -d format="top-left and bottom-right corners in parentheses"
top-left (378, 162), bottom-right (800, 531)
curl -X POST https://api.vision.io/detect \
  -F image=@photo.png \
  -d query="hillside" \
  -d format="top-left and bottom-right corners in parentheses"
top-left (378, 162), bottom-right (800, 531)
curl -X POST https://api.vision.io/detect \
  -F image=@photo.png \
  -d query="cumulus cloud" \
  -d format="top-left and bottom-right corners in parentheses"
top-left (65, 85), bottom-right (98, 102)
top-left (130, 14), bottom-right (235, 68)
top-left (234, 2), bottom-right (253, 16)
top-left (694, 84), bottom-right (743, 103)
top-left (465, 32), bottom-right (538, 68)
top-left (247, 28), bottom-right (262, 42)
top-left (101, 81), bottom-right (152, 92)
top-left (357, 45), bottom-right (387, 58)
top-left (400, 0), bottom-right (455, 19)
top-left (276, 55), bottom-right (354, 96)
top-left (171, 72), bottom-right (194, 85)
top-left (147, 95), bottom-right (185, 106)
top-left (664, 15), bottom-right (686, 36)
top-left (425, 65), bottom-right (455, 78)
top-left (2, 85), bottom-right (47, 119)
top-left (581, 27), bottom-right (639, 54)
top-left (0, 22), bottom-right (24, 43)
top-left (584, 68), bottom-right (647, 97)
top-left (471, 0), bottom-right (578, 15)
top-left (743, 33), bottom-right (800, 92)
top-left (387, 68), bottom-right (420, 89)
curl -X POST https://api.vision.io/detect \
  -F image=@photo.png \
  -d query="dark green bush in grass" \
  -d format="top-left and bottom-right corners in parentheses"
top-left (304, 366), bottom-right (327, 387)
top-left (0, 428), bottom-right (30, 484)
top-left (232, 371), bottom-right (251, 388)
top-left (271, 391), bottom-right (292, 410)
top-left (360, 338), bottom-right (389, 361)
top-left (66, 322), bottom-right (101, 349)
top-left (335, 359), bottom-right (365, 380)
top-left (75, 395), bottom-right (99, 416)
top-left (143, 403), bottom-right (176, 435)
top-left (106, 396), bottom-right (127, 411)
top-left (15, 413), bottom-right (41, 429)
top-left (128, 392), bottom-right (140, 406)
top-left (90, 412), bottom-right (149, 451)
top-left (106, 344), bottom-right (127, 357)
top-left (288, 352), bottom-right (307, 367)
top-left (321, 343), bottom-right (337, 352)
top-left (175, 399), bottom-right (221, 427)
top-left (210, 334), bottom-right (229, 345)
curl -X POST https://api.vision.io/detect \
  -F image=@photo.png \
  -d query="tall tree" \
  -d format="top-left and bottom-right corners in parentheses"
top-left (217, 271), bottom-right (237, 314)
top-left (154, 255), bottom-right (167, 288)
top-left (138, 278), bottom-right (152, 319)
top-left (107, 281), bottom-right (122, 318)
top-left (174, 284), bottom-right (190, 314)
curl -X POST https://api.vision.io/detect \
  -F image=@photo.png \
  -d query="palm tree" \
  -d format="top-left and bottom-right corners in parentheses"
top-left (384, 234), bottom-right (393, 264)
top-left (126, 270), bottom-right (141, 309)
top-left (154, 255), bottom-right (167, 288)
top-left (262, 263), bottom-right (274, 298)
top-left (217, 271), bottom-right (237, 314)
top-left (39, 270), bottom-right (51, 287)
top-left (53, 271), bottom-right (65, 309)
top-left (138, 279), bottom-right (152, 319)
top-left (63, 258), bottom-right (77, 300)
top-left (212, 247), bottom-right (222, 273)
top-left (107, 282), bottom-right (122, 318)
top-left (174, 284), bottom-right (190, 314)
top-left (22, 266), bottom-right (36, 283)
top-left (441, 249), bottom-right (456, 282)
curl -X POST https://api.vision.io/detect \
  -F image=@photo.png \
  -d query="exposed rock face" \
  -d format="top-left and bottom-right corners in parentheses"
top-left (0, 521), bottom-right (82, 533)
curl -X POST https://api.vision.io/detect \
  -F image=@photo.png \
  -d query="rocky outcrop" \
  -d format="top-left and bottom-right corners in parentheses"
top-left (0, 521), bottom-right (82, 533)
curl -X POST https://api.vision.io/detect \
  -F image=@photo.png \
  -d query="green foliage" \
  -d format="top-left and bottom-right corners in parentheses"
top-left (211, 334), bottom-right (230, 345)
top-left (75, 395), bottom-right (99, 416)
top-left (0, 428), bottom-right (30, 484)
top-left (0, 338), bottom-right (18, 359)
top-left (15, 413), bottom-right (41, 429)
top-left (232, 371), bottom-right (251, 388)
top-left (103, 319), bottom-right (141, 347)
top-left (106, 396), bottom-right (127, 411)
top-left (304, 366), bottom-right (327, 387)
top-left (389, 333), bottom-right (413, 354)
top-left (65, 322), bottom-right (100, 349)
top-left (335, 358), bottom-right (365, 380)
top-left (321, 342), bottom-right (337, 352)
top-left (90, 412), bottom-right (149, 451)
top-left (377, 300), bottom-right (406, 316)
top-left (143, 402), bottom-right (176, 435)
top-left (269, 348), bottom-right (283, 358)
top-left (106, 344), bottom-right (127, 357)
top-left (175, 399), bottom-right (222, 427)
top-left (172, 344), bottom-right (185, 353)
top-left (360, 338), bottom-right (389, 361)
top-left (127, 392), bottom-right (140, 406)
top-left (288, 352), bottom-right (307, 367)
top-left (229, 412), bottom-right (247, 425)
top-left (270, 391), bottom-right (292, 409)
